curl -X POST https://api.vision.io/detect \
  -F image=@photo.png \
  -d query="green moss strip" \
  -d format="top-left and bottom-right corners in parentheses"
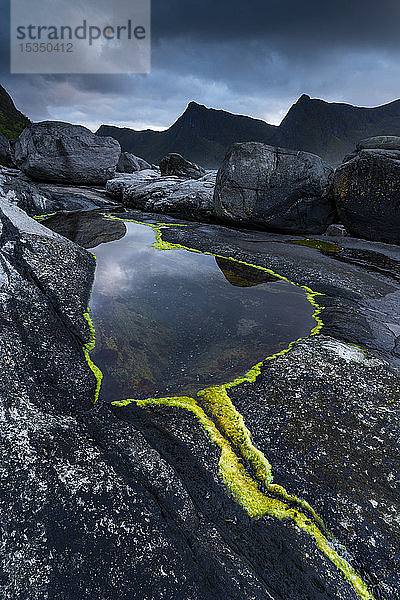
top-left (113, 394), bottom-right (374, 600)
top-left (83, 310), bottom-right (103, 404)
top-left (198, 385), bottom-right (326, 532)
top-left (32, 212), bottom-right (58, 221)
top-left (289, 238), bottom-right (341, 253)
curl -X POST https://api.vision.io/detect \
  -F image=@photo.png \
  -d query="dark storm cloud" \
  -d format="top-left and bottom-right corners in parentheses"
top-left (152, 0), bottom-right (400, 48)
top-left (2, 0), bottom-right (400, 129)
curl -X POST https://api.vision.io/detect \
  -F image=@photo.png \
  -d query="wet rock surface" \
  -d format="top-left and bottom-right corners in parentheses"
top-left (228, 335), bottom-right (400, 598)
top-left (0, 194), bottom-right (399, 600)
top-left (214, 142), bottom-right (336, 234)
top-left (334, 139), bottom-right (400, 244)
top-left (14, 121), bottom-right (121, 185)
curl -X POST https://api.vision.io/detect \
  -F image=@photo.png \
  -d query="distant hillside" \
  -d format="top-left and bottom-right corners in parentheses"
top-left (97, 95), bottom-right (400, 167)
top-left (0, 85), bottom-right (30, 139)
top-left (277, 94), bottom-right (400, 164)
top-left (97, 102), bottom-right (279, 168)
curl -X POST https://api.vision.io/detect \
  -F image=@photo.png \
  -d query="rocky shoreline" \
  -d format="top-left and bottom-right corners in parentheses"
top-left (0, 119), bottom-right (399, 600)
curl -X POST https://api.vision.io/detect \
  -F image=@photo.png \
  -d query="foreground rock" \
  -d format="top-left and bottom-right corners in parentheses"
top-left (0, 196), bottom-right (96, 415)
top-left (0, 132), bottom-right (13, 167)
top-left (0, 197), bottom-right (358, 600)
top-left (14, 121), bottom-right (121, 185)
top-left (334, 137), bottom-right (400, 244)
top-left (107, 171), bottom-right (216, 221)
top-left (214, 142), bottom-right (336, 234)
top-left (0, 166), bottom-right (120, 216)
top-left (117, 151), bottom-right (152, 173)
top-left (2, 193), bottom-right (399, 599)
top-left (160, 153), bottom-right (206, 179)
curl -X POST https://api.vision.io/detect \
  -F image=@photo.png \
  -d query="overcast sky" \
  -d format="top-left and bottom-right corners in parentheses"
top-left (2, 0), bottom-right (400, 131)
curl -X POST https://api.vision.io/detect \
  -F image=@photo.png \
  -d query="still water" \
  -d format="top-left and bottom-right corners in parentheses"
top-left (88, 220), bottom-right (316, 401)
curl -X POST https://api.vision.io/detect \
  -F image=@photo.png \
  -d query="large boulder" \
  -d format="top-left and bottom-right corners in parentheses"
top-left (106, 169), bottom-right (161, 199)
top-left (0, 132), bottom-right (13, 167)
top-left (117, 151), bottom-right (151, 173)
top-left (160, 153), bottom-right (206, 179)
top-left (333, 138), bottom-right (400, 244)
top-left (120, 172), bottom-right (216, 221)
top-left (214, 143), bottom-right (336, 234)
top-left (14, 121), bottom-right (121, 185)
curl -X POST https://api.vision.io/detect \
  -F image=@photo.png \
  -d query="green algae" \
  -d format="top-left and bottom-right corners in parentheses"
top-left (198, 385), bottom-right (326, 532)
top-left (289, 238), bottom-right (341, 253)
top-left (113, 393), bottom-right (374, 600)
top-left (82, 253), bottom-right (103, 404)
top-left (33, 212), bottom-right (57, 221)
top-left (83, 310), bottom-right (103, 404)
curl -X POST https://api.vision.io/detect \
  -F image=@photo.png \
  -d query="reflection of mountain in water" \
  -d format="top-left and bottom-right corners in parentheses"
top-left (42, 211), bottom-right (127, 249)
top-left (215, 256), bottom-right (279, 287)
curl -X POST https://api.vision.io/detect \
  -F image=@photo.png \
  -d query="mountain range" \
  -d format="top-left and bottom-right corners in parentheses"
top-left (97, 94), bottom-right (400, 167)
top-left (0, 85), bottom-right (30, 139)
top-left (2, 82), bottom-right (400, 167)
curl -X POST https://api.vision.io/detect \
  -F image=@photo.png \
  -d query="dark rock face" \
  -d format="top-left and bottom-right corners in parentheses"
top-left (159, 153), bottom-right (206, 179)
top-left (333, 141), bottom-right (400, 244)
top-left (230, 335), bottom-right (400, 599)
top-left (107, 171), bottom-right (216, 221)
top-left (0, 166), bottom-right (120, 216)
top-left (14, 121), bottom-right (121, 185)
top-left (0, 195), bottom-right (96, 416)
top-left (0, 83), bottom-right (30, 139)
top-left (214, 142), bottom-right (336, 234)
top-left (356, 135), bottom-right (400, 151)
top-left (117, 151), bottom-right (151, 173)
top-left (42, 210), bottom-right (127, 248)
top-left (0, 132), bottom-right (14, 167)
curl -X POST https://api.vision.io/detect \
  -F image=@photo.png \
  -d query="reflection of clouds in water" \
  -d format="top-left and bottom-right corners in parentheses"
top-left (89, 220), bottom-right (317, 397)
top-left (95, 260), bottom-right (131, 296)
top-left (93, 223), bottom-right (219, 298)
